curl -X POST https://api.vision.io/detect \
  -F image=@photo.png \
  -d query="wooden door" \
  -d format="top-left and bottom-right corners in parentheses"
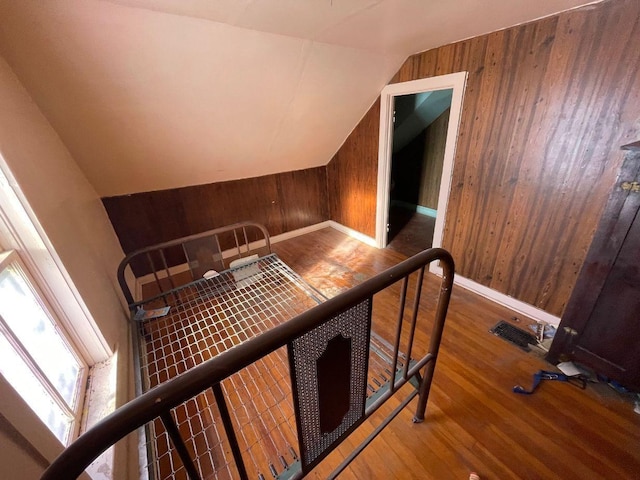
top-left (548, 143), bottom-right (640, 389)
top-left (570, 211), bottom-right (640, 388)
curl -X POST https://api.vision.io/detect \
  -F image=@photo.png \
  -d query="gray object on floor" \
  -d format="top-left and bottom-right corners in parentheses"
top-left (489, 320), bottom-right (538, 351)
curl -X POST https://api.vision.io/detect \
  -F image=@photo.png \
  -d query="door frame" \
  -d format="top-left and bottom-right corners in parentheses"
top-left (375, 72), bottom-right (467, 273)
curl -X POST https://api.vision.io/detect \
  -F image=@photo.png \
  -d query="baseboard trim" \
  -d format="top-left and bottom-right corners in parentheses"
top-left (320, 222), bottom-right (559, 327)
top-left (326, 221), bottom-right (377, 247)
top-left (271, 221), bottom-right (333, 244)
top-left (391, 200), bottom-right (437, 219)
top-left (133, 220), bottom-right (559, 327)
top-left (433, 267), bottom-right (561, 326)
top-left (416, 205), bottom-right (437, 218)
top-left (134, 221), bottom-right (335, 298)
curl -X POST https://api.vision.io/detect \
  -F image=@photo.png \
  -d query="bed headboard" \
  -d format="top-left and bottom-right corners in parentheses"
top-left (117, 221), bottom-right (271, 307)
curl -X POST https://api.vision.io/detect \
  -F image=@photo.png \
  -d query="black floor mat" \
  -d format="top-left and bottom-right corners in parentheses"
top-left (489, 320), bottom-right (538, 351)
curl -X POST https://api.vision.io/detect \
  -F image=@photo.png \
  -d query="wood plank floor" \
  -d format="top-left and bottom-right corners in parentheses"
top-left (387, 208), bottom-right (436, 258)
top-left (272, 227), bottom-right (640, 480)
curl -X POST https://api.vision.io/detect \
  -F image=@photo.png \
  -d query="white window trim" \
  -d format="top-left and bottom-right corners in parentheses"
top-left (0, 155), bottom-right (111, 364)
top-left (0, 249), bottom-right (89, 443)
top-left (0, 375), bottom-right (91, 480)
top-left (0, 155), bottom-right (113, 474)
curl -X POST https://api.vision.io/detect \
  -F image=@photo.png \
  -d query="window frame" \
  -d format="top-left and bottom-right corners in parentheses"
top-left (0, 156), bottom-right (111, 365)
top-left (0, 249), bottom-right (89, 444)
top-left (0, 155), bottom-right (110, 472)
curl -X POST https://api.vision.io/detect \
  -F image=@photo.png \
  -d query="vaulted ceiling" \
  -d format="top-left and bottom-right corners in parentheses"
top-left (0, 0), bottom-right (596, 196)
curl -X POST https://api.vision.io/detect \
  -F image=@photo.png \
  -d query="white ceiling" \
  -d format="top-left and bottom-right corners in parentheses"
top-left (0, 0), bottom-right (597, 196)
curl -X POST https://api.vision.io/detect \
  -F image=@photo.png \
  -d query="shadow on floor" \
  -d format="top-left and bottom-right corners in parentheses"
top-left (386, 208), bottom-right (436, 257)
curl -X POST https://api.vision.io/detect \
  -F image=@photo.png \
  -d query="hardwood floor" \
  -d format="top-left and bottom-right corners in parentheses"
top-left (387, 209), bottom-right (436, 258)
top-left (273, 227), bottom-right (640, 480)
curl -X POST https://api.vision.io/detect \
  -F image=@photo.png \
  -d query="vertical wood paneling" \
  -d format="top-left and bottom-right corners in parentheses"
top-left (103, 167), bottom-right (328, 259)
top-left (276, 168), bottom-right (329, 232)
top-left (327, 99), bottom-right (381, 238)
top-left (327, 0), bottom-right (640, 316)
top-left (419, 108), bottom-right (450, 209)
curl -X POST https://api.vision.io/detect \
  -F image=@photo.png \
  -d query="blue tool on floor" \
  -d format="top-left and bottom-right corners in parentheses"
top-left (513, 370), bottom-right (587, 394)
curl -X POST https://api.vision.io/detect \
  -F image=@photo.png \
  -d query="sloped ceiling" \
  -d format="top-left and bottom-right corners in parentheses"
top-left (393, 90), bottom-right (453, 153)
top-left (0, 0), bottom-right (597, 197)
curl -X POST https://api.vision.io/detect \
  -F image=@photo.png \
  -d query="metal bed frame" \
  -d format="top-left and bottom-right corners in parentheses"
top-left (41, 221), bottom-right (455, 480)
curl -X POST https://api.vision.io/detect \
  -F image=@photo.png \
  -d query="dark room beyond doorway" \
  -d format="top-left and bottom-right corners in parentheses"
top-left (387, 89), bottom-right (452, 257)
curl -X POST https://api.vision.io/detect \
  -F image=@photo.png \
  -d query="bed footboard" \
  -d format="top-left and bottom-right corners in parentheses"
top-left (117, 221), bottom-right (272, 307)
top-left (43, 247), bottom-right (454, 480)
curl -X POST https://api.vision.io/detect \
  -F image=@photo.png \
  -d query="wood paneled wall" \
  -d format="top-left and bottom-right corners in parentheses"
top-left (327, 99), bottom-right (381, 238)
top-left (327, 0), bottom-right (640, 316)
top-left (419, 108), bottom-right (450, 209)
top-left (103, 167), bottom-right (328, 260)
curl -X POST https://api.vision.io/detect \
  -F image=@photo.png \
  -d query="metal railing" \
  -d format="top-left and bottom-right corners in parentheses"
top-left (42, 247), bottom-right (454, 480)
top-left (117, 221), bottom-right (272, 306)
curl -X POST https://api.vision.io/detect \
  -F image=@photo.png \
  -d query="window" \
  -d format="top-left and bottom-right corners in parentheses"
top-left (0, 250), bottom-right (87, 445)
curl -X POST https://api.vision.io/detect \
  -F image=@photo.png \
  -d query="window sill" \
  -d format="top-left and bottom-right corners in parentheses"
top-left (81, 353), bottom-right (118, 480)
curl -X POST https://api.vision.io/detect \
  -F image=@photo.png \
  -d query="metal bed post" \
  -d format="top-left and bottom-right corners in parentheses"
top-left (211, 383), bottom-right (249, 480)
top-left (403, 266), bottom-right (426, 380)
top-left (389, 276), bottom-right (409, 394)
top-left (146, 252), bottom-right (168, 307)
top-left (159, 411), bottom-right (201, 480)
top-left (412, 258), bottom-right (454, 423)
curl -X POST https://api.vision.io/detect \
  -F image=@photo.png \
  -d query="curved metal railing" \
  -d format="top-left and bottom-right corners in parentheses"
top-left (117, 221), bottom-right (272, 306)
top-left (43, 247), bottom-right (454, 480)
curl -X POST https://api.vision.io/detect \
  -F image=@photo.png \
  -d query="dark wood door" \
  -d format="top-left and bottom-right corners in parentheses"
top-left (548, 143), bottom-right (640, 390)
top-left (571, 211), bottom-right (640, 387)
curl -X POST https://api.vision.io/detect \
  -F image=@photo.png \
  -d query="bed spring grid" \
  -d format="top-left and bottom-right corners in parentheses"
top-left (41, 239), bottom-right (454, 480)
top-left (136, 255), bottom-right (320, 479)
top-left (137, 255), bottom-right (323, 390)
top-left (135, 255), bottom-right (415, 479)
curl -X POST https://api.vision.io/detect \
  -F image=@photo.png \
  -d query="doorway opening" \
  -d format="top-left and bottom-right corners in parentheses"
top-left (376, 73), bottom-right (467, 270)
